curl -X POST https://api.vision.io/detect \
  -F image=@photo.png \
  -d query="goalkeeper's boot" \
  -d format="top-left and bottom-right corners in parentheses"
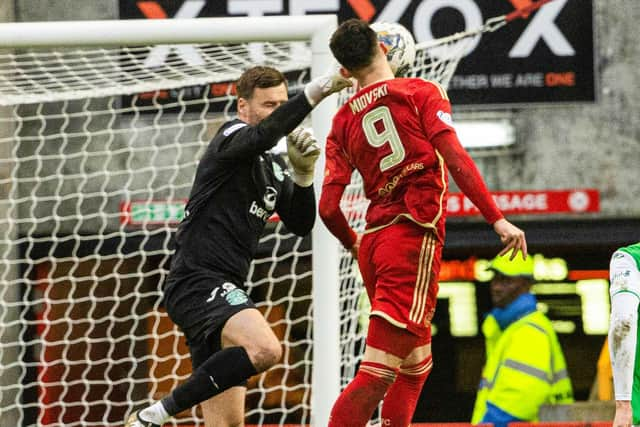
top-left (125, 411), bottom-right (160, 427)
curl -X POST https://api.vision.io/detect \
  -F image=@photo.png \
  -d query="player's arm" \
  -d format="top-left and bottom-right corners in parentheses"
top-left (276, 179), bottom-right (316, 237)
top-left (217, 71), bottom-right (351, 161)
top-left (318, 129), bottom-right (358, 253)
top-left (609, 250), bottom-right (640, 427)
top-left (432, 130), bottom-right (502, 224)
top-left (319, 183), bottom-right (357, 248)
top-left (416, 82), bottom-right (503, 225)
top-left (416, 82), bottom-right (526, 259)
top-left (433, 130), bottom-right (527, 259)
top-left (215, 93), bottom-right (314, 160)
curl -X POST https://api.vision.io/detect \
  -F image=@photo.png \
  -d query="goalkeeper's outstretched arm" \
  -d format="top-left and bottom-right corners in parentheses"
top-left (215, 70), bottom-right (351, 161)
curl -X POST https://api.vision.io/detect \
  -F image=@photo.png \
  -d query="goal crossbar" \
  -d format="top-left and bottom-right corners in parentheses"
top-left (0, 16), bottom-right (337, 48)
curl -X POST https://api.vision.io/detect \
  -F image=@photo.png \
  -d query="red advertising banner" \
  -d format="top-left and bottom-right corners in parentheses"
top-left (447, 188), bottom-right (599, 217)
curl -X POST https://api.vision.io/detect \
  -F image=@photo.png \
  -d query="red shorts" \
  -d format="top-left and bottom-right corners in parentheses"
top-left (359, 221), bottom-right (442, 338)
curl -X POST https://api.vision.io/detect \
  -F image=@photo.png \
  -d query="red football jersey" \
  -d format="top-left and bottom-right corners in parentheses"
top-left (324, 78), bottom-right (455, 240)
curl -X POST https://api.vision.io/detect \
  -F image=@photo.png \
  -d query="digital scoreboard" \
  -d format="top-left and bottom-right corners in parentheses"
top-left (434, 254), bottom-right (609, 337)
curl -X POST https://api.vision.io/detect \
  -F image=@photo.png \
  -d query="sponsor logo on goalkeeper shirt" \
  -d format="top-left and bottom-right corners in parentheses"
top-left (263, 186), bottom-right (277, 210)
top-left (249, 186), bottom-right (278, 221)
top-left (250, 201), bottom-right (272, 222)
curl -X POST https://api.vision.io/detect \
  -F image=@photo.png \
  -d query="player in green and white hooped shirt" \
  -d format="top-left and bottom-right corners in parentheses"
top-left (609, 242), bottom-right (640, 427)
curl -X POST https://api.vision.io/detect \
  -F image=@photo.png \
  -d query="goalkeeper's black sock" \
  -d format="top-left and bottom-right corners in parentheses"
top-left (160, 346), bottom-right (257, 416)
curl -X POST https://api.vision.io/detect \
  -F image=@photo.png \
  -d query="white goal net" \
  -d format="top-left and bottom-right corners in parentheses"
top-left (0, 15), bottom-right (478, 427)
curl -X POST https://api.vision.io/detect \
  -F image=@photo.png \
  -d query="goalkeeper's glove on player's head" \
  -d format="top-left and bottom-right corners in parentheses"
top-left (303, 65), bottom-right (352, 107)
top-left (287, 127), bottom-right (321, 187)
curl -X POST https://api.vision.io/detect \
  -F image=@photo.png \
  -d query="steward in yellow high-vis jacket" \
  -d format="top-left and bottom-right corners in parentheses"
top-left (472, 252), bottom-right (574, 427)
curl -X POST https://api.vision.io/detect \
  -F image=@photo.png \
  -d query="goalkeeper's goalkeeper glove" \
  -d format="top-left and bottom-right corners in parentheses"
top-left (303, 66), bottom-right (352, 107)
top-left (287, 127), bottom-right (320, 187)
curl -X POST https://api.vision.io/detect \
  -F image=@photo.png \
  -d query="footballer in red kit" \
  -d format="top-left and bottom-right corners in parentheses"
top-left (321, 19), bottom-right (527, 427)
top-left (323, 76), bottom-right (508, 338)
top-left (324, 78), bottom-right (458, 337)
top-left (327, 78), bottom-right (452, 241)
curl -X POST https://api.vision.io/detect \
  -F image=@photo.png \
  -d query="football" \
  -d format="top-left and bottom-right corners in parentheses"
top-left (371, 21), bottom-right (416, 77)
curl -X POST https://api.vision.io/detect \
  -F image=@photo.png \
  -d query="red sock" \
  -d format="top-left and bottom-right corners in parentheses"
top-left (381, 355), bottom-right (433, 427)
top-left (329, 361), bottom-right (397, 427)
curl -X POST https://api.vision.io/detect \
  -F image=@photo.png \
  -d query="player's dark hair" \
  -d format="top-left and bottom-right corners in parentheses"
top-left (330, 19), bottom-right (378, 72)
top-left (237, 66), bottom-right (287, 100)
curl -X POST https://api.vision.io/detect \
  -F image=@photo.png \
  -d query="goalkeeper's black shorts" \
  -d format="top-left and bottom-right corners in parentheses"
top-left (164, 273), bottom-right (256, 368)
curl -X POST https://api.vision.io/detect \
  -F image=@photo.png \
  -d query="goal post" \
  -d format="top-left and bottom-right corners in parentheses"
top-left (0, 15), bottom-right (341, 427)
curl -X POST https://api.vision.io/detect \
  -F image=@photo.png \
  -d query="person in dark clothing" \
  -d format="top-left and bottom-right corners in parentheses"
top-left (126, 65), bottom-right (350, 427)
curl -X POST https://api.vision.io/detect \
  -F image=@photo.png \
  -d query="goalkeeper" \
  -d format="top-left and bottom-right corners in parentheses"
top-left (126, 66), bottom-right (350, 427)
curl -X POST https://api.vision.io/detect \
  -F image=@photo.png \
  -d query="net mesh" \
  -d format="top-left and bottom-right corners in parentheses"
top-left (0, 42), bottom-right (310, 106)
top-left (0, 34), bottom-right (472, 426)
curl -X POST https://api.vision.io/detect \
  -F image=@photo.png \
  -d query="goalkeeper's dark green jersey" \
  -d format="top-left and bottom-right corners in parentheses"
top-left (166, 93), bottom-right (315, 288)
